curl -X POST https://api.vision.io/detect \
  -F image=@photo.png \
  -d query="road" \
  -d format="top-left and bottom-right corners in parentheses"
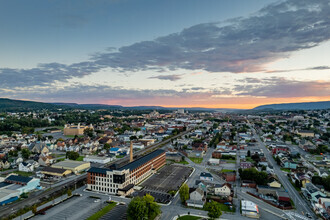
top-left (248, 123), bottom-right (317, 219)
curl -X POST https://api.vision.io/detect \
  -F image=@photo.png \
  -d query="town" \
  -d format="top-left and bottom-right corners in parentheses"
top-left (0, 107), bottom-right (329, 220)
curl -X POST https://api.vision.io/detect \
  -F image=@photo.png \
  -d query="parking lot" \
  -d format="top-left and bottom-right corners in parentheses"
top-left (141, 164), bottom-right (192, 192)
top-left (32, 195), bottom-right (104, 220)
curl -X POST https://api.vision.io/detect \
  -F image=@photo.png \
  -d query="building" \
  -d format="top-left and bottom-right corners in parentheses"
top-left (0, 175), bottom-right (40, 205)
top-left (63, 123), bottom-right (93, 136)
top-left (222, 171), bottom-right (236, 182)
top-left (52, 160), bottom-right (90, 174)
top-left (83, 155), bottom-right (112, 164)
top-left (297, 130), bottom-right (315, 138)
top-left (186, 188), bottom-right (205, 208)
top-left (241, 200), bottom-right (259, 218)
top-left (240, 162), bottom-right (253, 169)
top-left (200, 172), bottom-right (213, 181)
top-left (214, 183), bottom-right (231, 196)
top-left (41, 166), bottom-right (72, 177)
top-left (86, 149), bottom-right (166, 196)
top-left (18, 162), bottom-right (34, 172)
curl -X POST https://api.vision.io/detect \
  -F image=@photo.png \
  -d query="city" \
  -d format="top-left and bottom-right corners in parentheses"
top-left (1, 0), bottom-right (330, 219)
top-left (0, 107), bottom-right (329, 220)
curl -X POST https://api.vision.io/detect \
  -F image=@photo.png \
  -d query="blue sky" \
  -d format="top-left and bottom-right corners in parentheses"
top-left (0, 0), bottom-right (329, 108)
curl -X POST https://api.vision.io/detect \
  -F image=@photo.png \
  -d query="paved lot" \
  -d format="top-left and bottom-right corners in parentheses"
top-left (141, 164), bottom-right (192, 192)
top-left (32, 195), bottom-right (104, 220)
top-left (100, 204), bottom-right (127, 220)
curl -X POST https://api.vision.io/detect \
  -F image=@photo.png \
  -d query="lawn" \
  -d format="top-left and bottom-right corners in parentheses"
top-left (315, 156), bottom-right (323, 161)
top-left (178, 215), bottom-right (200, 220)
top-left (86, 202), bottom-right (117, 220)
top-left (226, 160), bottom-right (236, 164)
top-left (221, 169), bottom-right (234, 173)
top-left (76, 156), bottom-right (84, 161)
top-left (167, 159), bottom-right (189, 165)
top-left (189, 157), bottom-right (203, 164)
top-left (219, 203), bottom-right (235, 212)
top-left (116, 155), bottom-right (124, 158)
top-left (280, 168), bottom-right (291, 172)
top-left (13, 171), bottom-right (34, 177)
top-left (245, 157), bottom-right (254, 163)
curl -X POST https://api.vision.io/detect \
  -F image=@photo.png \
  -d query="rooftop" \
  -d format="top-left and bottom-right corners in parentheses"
top-left (5, 175), bottom-right (33, 184)
top-left (52, 160), bottom-right (89, 168)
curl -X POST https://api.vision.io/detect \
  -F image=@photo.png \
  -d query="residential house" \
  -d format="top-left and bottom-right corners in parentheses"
top-left (38, 155), bottom-right (54, 166)
top-left (186, 188), bottom-right (205, 208)
top-left (240, 162), bottom-right (253, 169)
top-left (214, 183), bottom-right (231, 196)
top-left (18, 162), bottom-right (34, 172)
top-left (268, 180), bottom-right (281, 188)
top-left (200, 172), bottom-right (213, 181)
top-left (303, 183), bottom-right (326, 203)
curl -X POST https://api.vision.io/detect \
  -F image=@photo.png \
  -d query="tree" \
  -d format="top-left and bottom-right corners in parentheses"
top-left (83, 128), bottom-right (94, 138)
top-left (127, 197), bottom-right (148, 220)
top-left (66, 151), bottom-right (80, 160)
top-left (67, 189), bottom-right (72, 197)
top-left (275, 156), bottom-right (281, 165)
top-left (144, 194), bottom-right (161, 219)
top-left (247, 150), bottom-right (251, 157)
top-left (130, 136), bottom-right (138, 141)
top-left (104, 143), bottom-right (111, 150)
top-left (21, 149), bottom-right (31, 159)
top-left (32, 204), bottom-right (37, 214)
top-left (179, 183), bottom-right (189, 204)
top-left (204, 201), bottom-right (222, 219)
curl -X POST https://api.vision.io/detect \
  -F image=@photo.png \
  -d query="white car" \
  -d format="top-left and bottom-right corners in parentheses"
top-left (94, 199), bottom-right (101, 203)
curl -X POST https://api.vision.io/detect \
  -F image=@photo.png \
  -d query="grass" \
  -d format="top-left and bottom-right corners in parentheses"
top-left (57, 158), bottom-right (65, 162)
top-left (65, 135), bottom-right (84, 138)
top-left (76, 156), bottom-right (84, 161)
top-left (219, 203), bottom-right (235, 212)
top-left (13, 171), bottom-right (34, 177)
top-left (289, 179), bottom-right (301, 192)
top-left (167, 159), bottom-right (189, 165)
top-left (245, 157), bottom-right (254, 163)
top-left (86, 202), bottom-right (117, 220)
top-left (221, 169), bottom-right (234, 173)
top-left (116, 155), bottom-right (124, 158)
top-left (280, 168), bottom-right (291, 172)
top-left (177, 215), bottom-right (201, 220)
top-left (315, 156), bottom-right (323, 161)
top-left (189, 157), bottom-right (203, 164)
top-left (226, 160), bottom-right (236, 164)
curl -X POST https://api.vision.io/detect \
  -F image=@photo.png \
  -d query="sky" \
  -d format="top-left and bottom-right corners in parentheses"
top-left (0, 0), bottom-right (329, 109)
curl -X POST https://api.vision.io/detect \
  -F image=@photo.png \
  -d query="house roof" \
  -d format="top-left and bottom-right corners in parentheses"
top-left (200, 172), bottom-right (212, 178)
top-left (5, 175), bottom-right (32, 184)
top-left (42, 166), bottom-right (69, 174)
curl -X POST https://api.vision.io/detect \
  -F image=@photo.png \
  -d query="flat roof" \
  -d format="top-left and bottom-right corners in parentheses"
top-left (119, 149), bottom-right (165, 171)
top-left (42, 166), bottom-right (70, 174)
top-left (5, 175), bottom-right (32, 184)
top-left (52, 160), bottom-right (89, 168)
top-left (87, 167), bottom-right (112, 175)
top-left (0, 182), bottom-right (11, 188)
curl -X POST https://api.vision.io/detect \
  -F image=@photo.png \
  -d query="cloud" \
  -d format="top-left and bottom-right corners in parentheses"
top-left (148, 74), bottom-right (183, 81)
top-left (1, 0), bottom-right (330, 88)
top-left (266, 65), bottom-right (330, 73)
top-left (235, 78), bottom-right (330, 98)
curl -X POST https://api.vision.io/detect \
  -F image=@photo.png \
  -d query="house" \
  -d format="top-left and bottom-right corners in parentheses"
top-left (240, 162), bottom-right (253, 169)
top-left (241, 180), bottom-right (256, 188)
top-left (276, 191), bottom-right (290, 202)
top-left (268, 180), bottom-right (281, 188)
top-left (200, 172), bottom-right (213, 181)
top-left (297, 130), bottom-right (314, 138)
top-left (214, 183), bottom-right (231, 196)
top-left (18, 162), bottom-right (34, 172)
top-left (38, 155), bottom-right (54, 166)
top-left (187, 150), bottom-right (204, 158)
top-left (109, 147), bottom-right (120, 156)
top-left (212, 151), bottom-right (222, 159)
top-left (282, 159), bottom-right (297, 169)
top-left (319, 197), bottom-right (330, 215)
top-left (303, 183), bottom-right (326, 203)
top-left (29, 143), bottom-right (49, 154)
top-left (186, 188), bottom-right (205, 208)
top-left (272, 146), bottom-right (289, 155)
top-left (222, 171), bottom-right (236, 182)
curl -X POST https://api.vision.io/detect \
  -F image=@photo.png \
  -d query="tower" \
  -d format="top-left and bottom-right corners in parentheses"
top-left (130, 141), bottom-right (133, 162)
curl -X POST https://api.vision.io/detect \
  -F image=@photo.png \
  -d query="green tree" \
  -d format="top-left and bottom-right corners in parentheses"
top-left (21, 148), bottom-right (31, 159)
top-left (67, 189), bottom-right (72, 197)
top-left (247, 150), bottom-right (251, 157)
top-left (66, 151), bottom-right (80, 160)
top-left (204, 201), bottom-right (222, 219)
top-left (83, 128), bottom-right (94, 138)
top-left (32, 204), bottom-right (37, 214)
top-left (275, 156), bottom-right (281, 165)
top-left (127, 197), bottom-right (148, 220)
top-left (144, 194), bottom-right (161, 219)
top-left (179, 183), bottom-right (189, 204)
top-left (104, 143), bottom-right (111, 150)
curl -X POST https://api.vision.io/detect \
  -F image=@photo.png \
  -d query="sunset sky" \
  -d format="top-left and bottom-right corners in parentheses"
top-left (0, 0), bottom-right (329, 109)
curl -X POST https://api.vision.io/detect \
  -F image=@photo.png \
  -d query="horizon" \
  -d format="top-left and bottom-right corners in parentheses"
top-left (1, 0), bottom-right (330, 108)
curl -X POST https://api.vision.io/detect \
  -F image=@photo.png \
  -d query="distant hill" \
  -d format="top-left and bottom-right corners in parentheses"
top-left (0, 98), bottom-right (68, 112)
top-left (253, 101), bottom-right (330, 110)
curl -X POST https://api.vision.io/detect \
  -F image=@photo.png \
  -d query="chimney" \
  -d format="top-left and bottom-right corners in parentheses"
top-left (130, 141), bottom-right (133, 162)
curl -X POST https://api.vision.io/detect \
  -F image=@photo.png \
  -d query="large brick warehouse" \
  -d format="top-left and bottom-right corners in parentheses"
top-left (86, 149), bottom-right (166, 196)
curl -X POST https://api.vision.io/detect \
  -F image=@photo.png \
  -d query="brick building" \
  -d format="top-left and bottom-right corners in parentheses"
top-left (86, 149), bottom-right (166, 195)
